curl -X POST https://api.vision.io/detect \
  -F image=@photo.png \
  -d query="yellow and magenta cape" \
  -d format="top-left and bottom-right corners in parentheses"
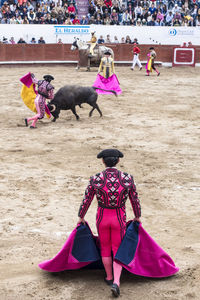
top-left (20, 72), bottom-right (51, 118)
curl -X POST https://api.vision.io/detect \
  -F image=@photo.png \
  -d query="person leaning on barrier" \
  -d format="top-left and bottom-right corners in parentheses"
top-left (38, 36), bottom-right (46, 44)
top-left (97, 35), bottom-right (105, 44)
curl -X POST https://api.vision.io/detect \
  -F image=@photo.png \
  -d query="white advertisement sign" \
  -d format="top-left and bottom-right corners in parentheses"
top-left (0, 24), bottom-right (200, 45)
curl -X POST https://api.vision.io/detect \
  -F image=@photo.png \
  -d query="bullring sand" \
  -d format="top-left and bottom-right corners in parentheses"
top-left (0, 66), bottom-right (199, 299)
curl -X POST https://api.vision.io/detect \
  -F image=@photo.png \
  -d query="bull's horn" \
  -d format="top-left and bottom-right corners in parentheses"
top-left (50, 104), bottom-right (56, 112)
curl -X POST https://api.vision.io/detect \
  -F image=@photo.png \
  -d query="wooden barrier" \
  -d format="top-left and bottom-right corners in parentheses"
top-left (0, 44), bottom-right (199, 64)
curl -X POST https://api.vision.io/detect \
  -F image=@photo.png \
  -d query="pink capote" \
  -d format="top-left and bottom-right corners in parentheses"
top-left (39, 226), bottom-right (91, 272)
top-left (116, 223), bottom-right (179, 278)
top-left (93, 74), bottom-right (122, 95)
top-left (39, 222), bottom-right (179, 277)
top-left (20, 72), bottom-right (51, 117)
top-left (20, 72), bottom-right (33, 88)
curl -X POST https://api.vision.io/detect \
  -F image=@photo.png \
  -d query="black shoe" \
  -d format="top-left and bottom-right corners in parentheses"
top-left (111, 283), bottom-right (120, 297)
top-left (25, 118), bottom-right (28, 127)
top-left (104, 277), bottom-right (113, 286)
top-left (30, 126), bottom-right (36, 129)
top-left (157, 72), bottom-right (160, 76)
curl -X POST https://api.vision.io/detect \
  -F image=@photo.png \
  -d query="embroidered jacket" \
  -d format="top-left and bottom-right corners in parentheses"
top-left (78, 168), bottom-right (141, 219)
top-left (98, 57), bottom-right (115, 78)
top-left (32, 77), bottom-right (54, 100)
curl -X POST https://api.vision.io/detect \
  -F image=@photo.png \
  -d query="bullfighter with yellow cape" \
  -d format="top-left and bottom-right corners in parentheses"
top-left (145, 47), bottom-right (160, 76)
top-left (20, 72), bottom-right (54, 128)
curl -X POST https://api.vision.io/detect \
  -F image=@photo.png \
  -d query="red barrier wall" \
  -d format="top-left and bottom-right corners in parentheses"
top-left (0, 44), bottom-right (199, 64)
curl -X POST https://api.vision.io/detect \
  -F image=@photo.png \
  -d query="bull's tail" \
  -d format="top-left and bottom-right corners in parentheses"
top-left (92, 86), bottom-right (117, 97)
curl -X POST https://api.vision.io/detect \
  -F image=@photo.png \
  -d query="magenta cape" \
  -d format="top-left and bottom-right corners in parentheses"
top-left (20, 72), bottom-right (34, 88)
top-left (39, 221), bottom-right (179, 278)
top-left (20, 72), bottom-right (51, 117)
top-left (93, 74), bottom-right (122, 95)
top-left (115, 221), bottom-right (179, 278)
top-left (39, 223), bottom-right (101, 272)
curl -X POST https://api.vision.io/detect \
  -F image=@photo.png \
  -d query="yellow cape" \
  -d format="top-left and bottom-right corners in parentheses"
top-left (21, 83), bottom-right (50, 118)
top-left (147, 58), bottom-right (152, 72)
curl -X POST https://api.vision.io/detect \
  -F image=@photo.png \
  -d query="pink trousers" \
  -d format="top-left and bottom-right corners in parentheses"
top-left (27, 95), bottom-right (45, 127)
top-left (96, 207), bottom-right (126, 257)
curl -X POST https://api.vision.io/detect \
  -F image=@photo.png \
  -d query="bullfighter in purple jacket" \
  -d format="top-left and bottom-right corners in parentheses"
top-left (25, 74), bottom-right (54, 128)
top-left (78, 149), bottom-right (141, 297)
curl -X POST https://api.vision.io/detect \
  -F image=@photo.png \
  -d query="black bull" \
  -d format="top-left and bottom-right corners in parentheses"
top-left (47, 85), bottom-right (116, 121)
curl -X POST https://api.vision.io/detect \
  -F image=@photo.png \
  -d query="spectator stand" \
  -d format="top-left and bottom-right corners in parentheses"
top-left (0, 0), bottom-right (200, 27)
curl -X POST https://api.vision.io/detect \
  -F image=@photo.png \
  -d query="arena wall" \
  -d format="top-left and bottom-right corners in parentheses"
top-left (0, 44), bottom-right (200, 65)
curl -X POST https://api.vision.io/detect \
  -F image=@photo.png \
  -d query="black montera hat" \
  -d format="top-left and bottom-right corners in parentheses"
top-left (97, 149), bottom-right (124, 159)
top-left (43, 75), bottom-right (54, 81)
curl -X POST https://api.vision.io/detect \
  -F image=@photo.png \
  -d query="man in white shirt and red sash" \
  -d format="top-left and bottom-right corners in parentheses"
top-left (131, 43), bottom-right (142, 71)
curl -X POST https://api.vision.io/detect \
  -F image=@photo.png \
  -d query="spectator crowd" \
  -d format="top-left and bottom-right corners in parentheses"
top-left (0, 0), bottom-right (200, 28)
top-left (0, 34), bottom-right (47, 43)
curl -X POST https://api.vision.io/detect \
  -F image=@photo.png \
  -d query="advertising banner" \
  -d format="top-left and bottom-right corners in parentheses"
top-left (0, 25), bottom-right (199, 45)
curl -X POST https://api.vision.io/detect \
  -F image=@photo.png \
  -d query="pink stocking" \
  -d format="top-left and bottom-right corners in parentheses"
top-left (27, 115), bottom-right (39, 128)
top-left (154, 68), bottom-right (159, 74)
top-left (31, 117), bottom-right (38, 127)
top-left (102, 256), bottom-right (113, 280)
top-left (27, 116), bottom-right (35, 123)
top-left (113, 261), bottom-right (122, 286)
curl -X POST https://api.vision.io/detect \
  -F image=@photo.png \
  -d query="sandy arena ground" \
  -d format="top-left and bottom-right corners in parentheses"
top-left (0, 65), bottom-right (200, 300)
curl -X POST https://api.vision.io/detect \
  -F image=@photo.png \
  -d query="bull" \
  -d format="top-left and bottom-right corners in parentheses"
top-left (47, 85), bottom-right (116, 122)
